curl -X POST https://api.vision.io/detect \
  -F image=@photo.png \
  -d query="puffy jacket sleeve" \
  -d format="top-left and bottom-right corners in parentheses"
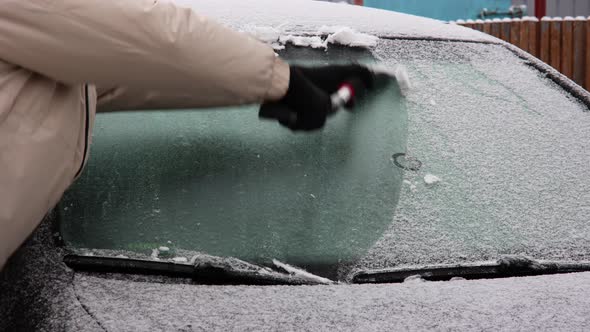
top-left (0, 0), bottom-right (289, 107)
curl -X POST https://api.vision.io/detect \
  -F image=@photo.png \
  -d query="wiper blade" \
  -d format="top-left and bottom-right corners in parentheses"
top-left (63, 254), bottom-right (334, 286)
top-left (351, 256), bottom-right (590, 284)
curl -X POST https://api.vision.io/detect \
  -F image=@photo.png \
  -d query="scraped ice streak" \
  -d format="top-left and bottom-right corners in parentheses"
top-left (367, 64), bottom-right (412, 96)
top-left (242, 25), bottom-right (379, 50)
top-left (150, 248), bottom-right (160, 261)
top-left (272, 259), bottom-right (334, 284)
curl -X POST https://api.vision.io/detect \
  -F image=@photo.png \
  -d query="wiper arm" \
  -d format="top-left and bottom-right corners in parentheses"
top-left (63, 254), bottom-right (334, 286)
top-left (351, 256), bottom-right (590, 284)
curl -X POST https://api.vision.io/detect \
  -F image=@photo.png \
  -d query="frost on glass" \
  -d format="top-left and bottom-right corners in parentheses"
top-left (352, 40), bottom-right (590, 275)
top-left (59, 39), bottom-right (590, 280)
top-left (59, 46), bottom-right (408, 278)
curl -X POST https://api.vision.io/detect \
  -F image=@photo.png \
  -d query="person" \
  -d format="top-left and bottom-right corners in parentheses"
top-left (0, 0), bottom-right (374, 269)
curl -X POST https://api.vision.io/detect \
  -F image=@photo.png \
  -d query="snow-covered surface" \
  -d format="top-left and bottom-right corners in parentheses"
top-left (348, 39), bottom-right (590, 274)
top-left (72, 271), bottom-right (590, 331)
top-left (244, 26), bottom-right (379, 50)
top-left (177, 0), bottom-right (497, 42)
top-left (3, 165), bottom-right (590, 331)
top-left (423, 173), bottom-right (441, 185)
top-left (278, 35), bottom-right (325, 48)
top-left (325, 27), bottom-right (378, 48)
top-left (150, 248), bottom-right (160, 260)
top-left (403, 274), bottom-right (425, 283)
top-left (0, 218), bottom-right (104, 331)
top-left (172, 256), bottom-right (188, 263)
top-left (3, 3), bottom-right (590, 330)
top-left (64, 38), bottom-right (590, 282)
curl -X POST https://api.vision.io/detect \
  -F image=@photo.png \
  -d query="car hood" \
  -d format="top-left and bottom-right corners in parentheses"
top-left (178, 0), bottom-right (498, 42)
top-left (72, 271), bottom-right (590, 331)
top-left (3, 189), bottom-right (590, 332)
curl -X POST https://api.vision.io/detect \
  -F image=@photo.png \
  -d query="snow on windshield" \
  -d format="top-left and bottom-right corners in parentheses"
top-left (346, 39), bottom-right (590, 277)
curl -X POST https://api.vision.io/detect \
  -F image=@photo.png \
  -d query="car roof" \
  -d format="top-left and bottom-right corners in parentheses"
top-left (180, 0), bottom-right (498, 42)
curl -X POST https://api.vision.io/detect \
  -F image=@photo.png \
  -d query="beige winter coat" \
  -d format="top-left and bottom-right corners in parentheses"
top-left (0, 0), bottom-right (289, 268)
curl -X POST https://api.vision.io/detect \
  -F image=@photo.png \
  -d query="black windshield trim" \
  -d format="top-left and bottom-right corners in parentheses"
top-left (351, 257), bottom-right (590, 284)
top-left (63, 254), bottom-right (334, 286)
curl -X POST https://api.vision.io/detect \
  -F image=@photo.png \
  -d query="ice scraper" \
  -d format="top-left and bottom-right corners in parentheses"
top-left (259, 64), bottom-right (410, 127)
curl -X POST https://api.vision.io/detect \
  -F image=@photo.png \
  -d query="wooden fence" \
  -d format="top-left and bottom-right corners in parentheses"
top-left (453, 17), bottom-right (590, 90)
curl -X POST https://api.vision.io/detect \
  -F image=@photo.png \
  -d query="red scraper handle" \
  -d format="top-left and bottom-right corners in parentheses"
top-left (328, 77), bottom-right (367, 113)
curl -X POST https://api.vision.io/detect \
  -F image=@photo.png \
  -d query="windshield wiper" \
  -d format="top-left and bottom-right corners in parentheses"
top-left (351, 256), bottom-right (590, 284)
top-left (63, 254), bottom-right (334, 286)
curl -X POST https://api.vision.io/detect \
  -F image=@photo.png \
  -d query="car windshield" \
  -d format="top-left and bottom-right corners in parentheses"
top-left (58, 40), bottom-right (590, 281)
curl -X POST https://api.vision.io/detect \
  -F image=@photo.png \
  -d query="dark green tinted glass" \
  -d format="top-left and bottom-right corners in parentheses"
top-left (59, 46), bottom-right (408, 276)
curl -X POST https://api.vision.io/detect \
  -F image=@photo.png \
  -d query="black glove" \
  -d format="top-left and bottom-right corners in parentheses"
top-left (259, 64), bottom-right (375, 131)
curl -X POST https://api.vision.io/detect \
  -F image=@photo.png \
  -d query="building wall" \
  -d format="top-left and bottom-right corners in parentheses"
top-left (513, 0), bottom-right (590, 17)
top-left (511, 0), bottom-right (534, 15)
top-left (547, 0), bottom-right (590, 17)
top-left (363, 0), bottom-right (511, 21)
top-left (362, 0), bottom-right (590, 19)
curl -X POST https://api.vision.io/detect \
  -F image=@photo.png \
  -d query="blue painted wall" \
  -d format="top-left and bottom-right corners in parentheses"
top-left (364, 0), bottom-right (511, 21)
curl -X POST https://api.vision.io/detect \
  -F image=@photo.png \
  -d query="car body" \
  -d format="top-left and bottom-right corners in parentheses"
top-left (2, 0), bottom-right (590, 331)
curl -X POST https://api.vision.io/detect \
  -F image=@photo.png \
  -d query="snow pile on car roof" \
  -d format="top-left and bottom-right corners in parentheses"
top-left (242, 25), bottom-right (379, 50)
top-left (325, 27), bottom-right (378, 48)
